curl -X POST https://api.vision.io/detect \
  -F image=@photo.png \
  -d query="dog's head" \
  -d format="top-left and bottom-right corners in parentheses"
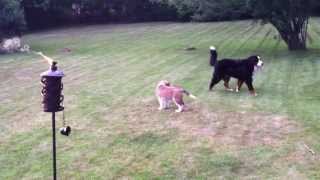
top-left (157, 80), bottom-right (170, 88)
top-left (248, 55), bottom-right (264, 68)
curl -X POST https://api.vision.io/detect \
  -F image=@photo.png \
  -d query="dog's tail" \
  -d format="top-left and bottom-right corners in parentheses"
top-left (209, 46), bottom-right (217, 66)
top-left (183, 90), bottom-right (197, 99)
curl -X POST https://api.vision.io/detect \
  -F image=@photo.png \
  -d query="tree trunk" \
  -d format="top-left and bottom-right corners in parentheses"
top-left (281, 30), bottom-right (307, 50)
top-left (272, 16), bottom-right (309, 51)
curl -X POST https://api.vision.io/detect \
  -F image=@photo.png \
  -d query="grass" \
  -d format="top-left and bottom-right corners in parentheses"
top-left (1, 18), bottom-right (320, 179)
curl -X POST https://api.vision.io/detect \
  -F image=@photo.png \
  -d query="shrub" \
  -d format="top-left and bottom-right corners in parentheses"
top-left (0, 0), bottom-right (26, 40)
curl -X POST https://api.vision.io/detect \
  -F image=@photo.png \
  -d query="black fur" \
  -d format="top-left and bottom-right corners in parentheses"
top-left (209, 48), bottom-right (261, 94)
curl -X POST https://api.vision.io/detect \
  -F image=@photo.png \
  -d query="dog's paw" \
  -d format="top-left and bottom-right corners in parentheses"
top-left (225, 88), bottom-right (234, 92)
top-left (250, 92), bottom-right (258, 97)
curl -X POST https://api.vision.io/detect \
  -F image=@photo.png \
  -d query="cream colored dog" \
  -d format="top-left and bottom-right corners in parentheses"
top-left (1, 37), bottom-right (21, 52)
top-left (155, 80), bottom-right (196, 112)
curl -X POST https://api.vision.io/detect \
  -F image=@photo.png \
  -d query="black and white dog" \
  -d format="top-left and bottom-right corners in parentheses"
top-left (209, 46), bottom-right (264, 96)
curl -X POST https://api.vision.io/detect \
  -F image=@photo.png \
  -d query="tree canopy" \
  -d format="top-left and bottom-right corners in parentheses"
top-left (1, 0), bottom-right (320, 50)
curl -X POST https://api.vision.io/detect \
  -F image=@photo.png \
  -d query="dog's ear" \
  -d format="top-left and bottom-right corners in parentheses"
top-left (159, 80), bottom-right (170, 86)
top-left (257, 56), bottom-right (261, 60)
top-left (164, 81), bottom-right (170, 86)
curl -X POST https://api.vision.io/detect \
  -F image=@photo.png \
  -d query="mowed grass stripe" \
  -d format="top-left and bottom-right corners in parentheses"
top-left (199, 21), bottom-right (249, 46)
top-left (207, 21), bottom-right (253, 49)
top-left (309, 20), bottom-right (320, 48)
top-left (221, 24), bottom-right (262, 57)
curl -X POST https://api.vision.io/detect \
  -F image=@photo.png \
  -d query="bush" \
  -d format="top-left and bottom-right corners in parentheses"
top-left (158, 0), bottom-right (251, 22)
top-left (192, 0), bottom-right (251, 21)
top-left (0, 37), bottom-right (22, 54)
top-left (0, 0), bottom-right (26, 40)
top-left (169, 0), bottom-right (199, 21)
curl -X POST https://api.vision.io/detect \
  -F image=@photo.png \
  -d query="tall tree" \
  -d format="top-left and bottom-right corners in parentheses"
top-left (248, 0), bottom-right (312, 51)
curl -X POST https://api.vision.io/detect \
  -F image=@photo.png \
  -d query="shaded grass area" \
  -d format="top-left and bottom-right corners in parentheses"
top-left (0, 19), bottom-right (320, 179)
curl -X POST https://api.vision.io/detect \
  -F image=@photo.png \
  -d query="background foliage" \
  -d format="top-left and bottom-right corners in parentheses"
top-left (0, 0), bottom-right (25, 39)
top-left (1, 0), bottom-right (320, 33)
top-left (1, 0), bottom-right (320, 50)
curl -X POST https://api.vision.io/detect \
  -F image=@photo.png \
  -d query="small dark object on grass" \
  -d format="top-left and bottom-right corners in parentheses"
top-left (61, 48), bottom-right (72, 53)
top-left (185, 47), bottom-right (196, 51)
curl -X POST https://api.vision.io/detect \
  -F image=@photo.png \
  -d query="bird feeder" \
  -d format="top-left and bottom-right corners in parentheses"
top-left (40, 61), bottom-right (64, 112)
top-left (39, 55), bottom-right (70, 180)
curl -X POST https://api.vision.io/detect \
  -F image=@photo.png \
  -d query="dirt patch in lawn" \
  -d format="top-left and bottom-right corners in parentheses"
top-left (112, 99), bottom-right (301, 147)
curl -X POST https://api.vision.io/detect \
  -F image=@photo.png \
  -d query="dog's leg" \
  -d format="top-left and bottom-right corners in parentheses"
top-left (164, 100), bottom-right (170, 109)
top-left (223, 76), bottom-right (233, 91)
top-left (209, 76), bottom-right (221, 90)
top-left (236, 80), bottom-right (244, 92)
top-left (245, 79), bottom-right (257, 96)
top-left (175, 104), bottom-right (184, 112)
top-left (158, 97), bottom-right (165, 110)
top-left (175, 103), bottom-right (184, 112)
top-left (173, 96), bottom-right (184, 112)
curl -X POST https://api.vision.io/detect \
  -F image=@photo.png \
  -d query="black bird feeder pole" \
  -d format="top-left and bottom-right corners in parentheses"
top-left (40, 60), bottom-right (65, 180)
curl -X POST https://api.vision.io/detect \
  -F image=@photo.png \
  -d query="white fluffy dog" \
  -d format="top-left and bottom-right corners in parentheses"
top-left (2, 37), bottom-right (21, 52)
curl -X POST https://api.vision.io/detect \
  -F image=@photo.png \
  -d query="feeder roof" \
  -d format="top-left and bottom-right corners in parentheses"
top-left (40, 69), bottom-right (64, 77)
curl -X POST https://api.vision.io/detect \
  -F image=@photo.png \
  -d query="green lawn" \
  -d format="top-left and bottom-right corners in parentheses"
top-left (1, 19), bottom-right (320, 179)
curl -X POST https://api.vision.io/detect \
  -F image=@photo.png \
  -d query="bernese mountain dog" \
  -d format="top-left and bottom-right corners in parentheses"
top-left (209, 46), bottom-right (264, 96)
